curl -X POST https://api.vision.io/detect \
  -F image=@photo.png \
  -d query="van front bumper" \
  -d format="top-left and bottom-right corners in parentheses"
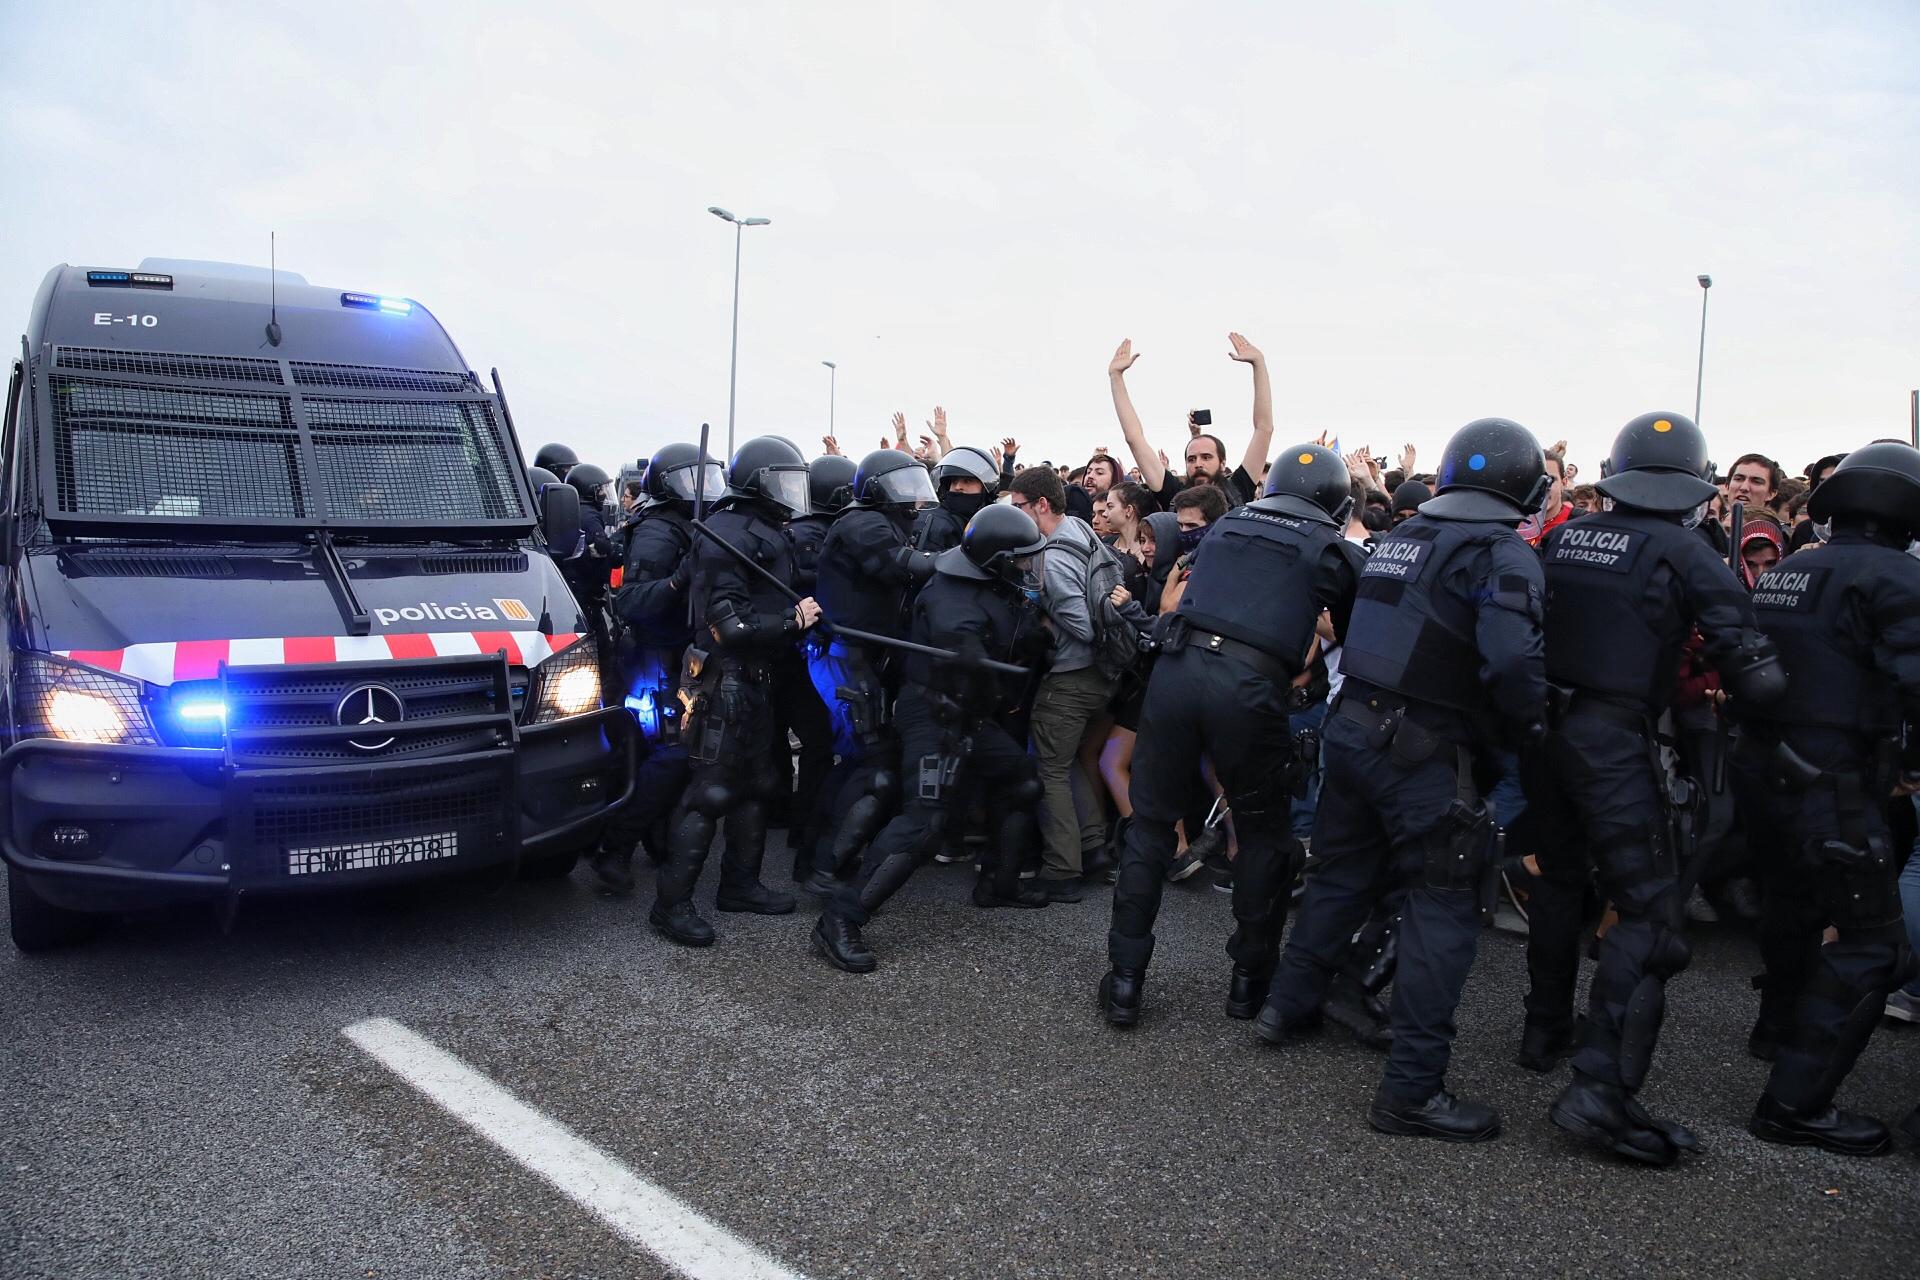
top-left (0, 708), bottom-right (630, 914)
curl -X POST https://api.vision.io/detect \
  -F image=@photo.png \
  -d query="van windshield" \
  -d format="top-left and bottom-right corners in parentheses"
top-left (45, 364), bottom-right (528, 531)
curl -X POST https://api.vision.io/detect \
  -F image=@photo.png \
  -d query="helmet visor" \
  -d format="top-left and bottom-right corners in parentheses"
top-left (762, 467), bottom-right (812, 517)
top-left (873, 466), bottom-right (936, 510)
top-left (664, 462), bottom-right (729, 504)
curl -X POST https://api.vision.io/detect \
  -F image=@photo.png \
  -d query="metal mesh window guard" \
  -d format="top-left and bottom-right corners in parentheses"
top-left (51, 378), bottom-right (310, 520)
top-left (56, 347), bottom-right (285, 385)
top-left (290, 362), bottom-right (472, 393)
top-left (303, 397), bottom-right (525, 523)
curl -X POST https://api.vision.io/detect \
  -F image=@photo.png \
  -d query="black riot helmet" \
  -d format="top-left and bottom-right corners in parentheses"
top-left (1807, 441), bottom-right (1920, 540)
top-left (936, 502), bottom-right (1047, 587)
top-left (852, 449), bottom-right (937, 512)
top-left (1594, 412), bottom-right (1717, 514)
top-left (932, 445), bottom-right (1000, 493)
top-left (527, 466), bottom-right (560, 515)
top-left (1421, 418), bottom-right (1549, 522)
top-left (809, 455), bottom-right (859, 514)
top-left (642, 442), bottom-right (729, 508)
top-left (533, 443), bottom-right (578, 479)
top-left (566, 462), bottom-right (610, 504)
top-left (728, 435), bottom-right (812, 518)
top-left (1255, 443), bottom-right (1354, 527)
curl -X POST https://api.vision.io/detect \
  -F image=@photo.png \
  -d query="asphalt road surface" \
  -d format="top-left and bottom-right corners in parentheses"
top-left (4, 851), bottom-right (1917, 1280)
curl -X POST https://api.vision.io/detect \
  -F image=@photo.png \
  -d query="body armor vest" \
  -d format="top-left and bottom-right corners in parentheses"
top-left (1541, 510), bottom-right (1688, 708)
top-left (1751, 542), bottom-right (1905, 735)
top-left (1177, 503), bottom-right (1337, 669)
top-left (1341, 516), bottom-right (1508, 713)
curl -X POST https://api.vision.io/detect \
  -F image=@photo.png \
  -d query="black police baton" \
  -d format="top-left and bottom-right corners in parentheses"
top-left (1726, 500), bottom-right (1744, 574)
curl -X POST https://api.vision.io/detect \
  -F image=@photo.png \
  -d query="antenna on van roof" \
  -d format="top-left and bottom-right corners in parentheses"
top-left (265, 231), bottom-right (283, 347)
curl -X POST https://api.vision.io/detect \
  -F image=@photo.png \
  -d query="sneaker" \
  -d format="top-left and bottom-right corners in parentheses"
top-left (1884, 990), bottom-right (1920, 1025)
top-left (1167, 851), bottom-right (1206, 883)
top-left (1213, 871), bottom-right (1235, 894)
top-left (1684, 886), bottom-right (1720, 925)
top-left (1723, 877), bottom-right (1762, 921)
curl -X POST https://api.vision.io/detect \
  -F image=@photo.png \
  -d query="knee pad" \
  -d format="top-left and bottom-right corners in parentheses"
top-left (687, 780), bottom-right (735, 817)
top-left (870, 768), bottom-right (901, 809)
top-left (1004, 775), bottom-right (1043, 809)
top-left (1646, 924), bottom-right (1692, 981)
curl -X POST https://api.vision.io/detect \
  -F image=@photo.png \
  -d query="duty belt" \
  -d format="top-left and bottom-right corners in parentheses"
top-left (1189, 630), bottom-right (1293, 686)
top-left (1558, 689), bottom-right (1649, 734)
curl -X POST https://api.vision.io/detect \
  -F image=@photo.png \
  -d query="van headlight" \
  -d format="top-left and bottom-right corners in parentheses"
top-left (14, 654), bottom-right (157, 746)
top-left (526, 637), bottom-right (602, 724)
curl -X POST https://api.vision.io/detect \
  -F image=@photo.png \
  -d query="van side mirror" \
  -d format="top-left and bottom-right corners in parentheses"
top-left (539, 482), bottom-right (580, 551)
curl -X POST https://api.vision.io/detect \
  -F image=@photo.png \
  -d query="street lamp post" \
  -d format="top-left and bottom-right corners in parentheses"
top-left (708, 206), bottom-right (772, 459)
top-left (1694, 274), bottom-right (1712, 427)
top-left (822, 360), bottom-right (837, 436)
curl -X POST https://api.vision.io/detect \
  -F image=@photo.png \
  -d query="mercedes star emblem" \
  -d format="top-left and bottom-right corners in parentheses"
top-left (336, 684), bottom-right (405, 751)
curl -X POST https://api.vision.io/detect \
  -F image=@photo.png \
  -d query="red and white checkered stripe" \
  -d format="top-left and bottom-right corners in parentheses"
top-left (52, 631), bottom-right (582, 686)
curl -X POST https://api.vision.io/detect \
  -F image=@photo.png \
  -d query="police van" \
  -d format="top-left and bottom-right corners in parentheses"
top-left (0, 259), bottom-right (629, 949)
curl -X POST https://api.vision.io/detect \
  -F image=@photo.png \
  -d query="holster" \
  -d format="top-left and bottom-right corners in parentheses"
top-left (1767, 740), bottom-right (1823, 792)
top-left (1290, 726), bottom-right (1321, 798)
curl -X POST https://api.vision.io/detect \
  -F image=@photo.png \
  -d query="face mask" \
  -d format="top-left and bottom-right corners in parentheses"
top-left (940, 490), bottom-right (988, 521)
top-left (1176, 525), bottom-right (1207, 554)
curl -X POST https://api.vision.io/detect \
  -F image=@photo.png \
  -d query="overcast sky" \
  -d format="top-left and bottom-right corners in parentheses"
top-left (3, 1), bottom-right (1915, 480)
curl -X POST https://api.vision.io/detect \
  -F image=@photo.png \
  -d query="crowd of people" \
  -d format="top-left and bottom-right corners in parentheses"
top-left (528, 332), bottom-right (1920, 1166)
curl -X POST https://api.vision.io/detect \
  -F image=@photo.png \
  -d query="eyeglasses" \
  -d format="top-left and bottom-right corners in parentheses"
top-left (1009, 497), bottom-right (1031, 511)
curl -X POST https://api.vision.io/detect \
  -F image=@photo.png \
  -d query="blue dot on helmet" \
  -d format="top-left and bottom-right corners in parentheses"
top-left (1468, 453), bottom-right (1487, 471)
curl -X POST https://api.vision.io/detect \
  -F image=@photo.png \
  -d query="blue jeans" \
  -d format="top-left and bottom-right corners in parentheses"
top-left (1903, 797), bottom-right (1920, 997)
top-left (1289, 697), bottom-right (1329, 840)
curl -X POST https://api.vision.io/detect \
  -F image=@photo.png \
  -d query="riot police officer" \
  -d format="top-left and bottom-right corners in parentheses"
top-left (909, 445), bottom-right (1000, 554)
top-left (560, 462), bottom-right (616, 643)
top-left (1736, 442), bottom-right (1920, 1155)
top-left (802, 450), bottom-right (939, 889)
top-left (1100, 445), bottom-right (1365, 1027)
top-left (811, 504), bottom-right (1052, 973)
top-left (1524, 412), bottom-right (1785, 1165)
top-left (768, 455), bottom-right (852, 876)
top-left (534, 442), bottom-right (578, 482)
top-left (651, 437), bottom-right (823, 947)
top-left (1260, 418), bottom-right (1550, 1143)
top-left (589, 443), bottom-right (728, 894)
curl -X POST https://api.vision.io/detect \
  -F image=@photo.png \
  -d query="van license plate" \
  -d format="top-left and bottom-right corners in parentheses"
top-left (287, 831), bottom-right (460, 876)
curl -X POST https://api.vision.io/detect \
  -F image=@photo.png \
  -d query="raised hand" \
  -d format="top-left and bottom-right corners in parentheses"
top-left (916, 434), bottom-right (938, 461)
top-left (928, 406), bottom-right (949, 441)
top-left (822, 435), bottom-right (841, 456)
top-left (1399, 443), bottom-right (1416, 474)
top-left (1109, 339), bottom-right (1139, 377)
top-left (1001, 436), bottom-right (1019, 458)
top-left (990, 445), bottom-right (1003, 467)
top-left (891, 411), bottom-right (909, 446)
top-left (1092, 443), bottom-right (1110, 456)
top-left (1226, 331), bottom-right (1264, 364)
top-left (1549, 439), bottom-right (1568, 457)
top-left (1187, 411), bottom-right (1203, 438)
top-left (1157, 448), bottom-right (1171, 470)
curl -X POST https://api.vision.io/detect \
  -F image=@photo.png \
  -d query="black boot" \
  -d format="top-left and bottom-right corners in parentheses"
top-left (1748, 1093), bottom-right (1892, 1157)
top-left (1323, 971), bottom-right (1391, 1051)
top-left (811, 913), bottom-right (876, 973)
top-left (973, 874), bottom-right (1049, 908)
top-left (715, 805), bottom-right (796, 914)
top-left (1549, 1074), bottom-right (1680, 1166)
top-left (648, 899), bottom-right (716, 947)
top-left (1100, 968), bottom-right (1144, 1027)
top-left (1225, 967), bottom-right (1270, 1020)
top-left (1515, 1018), bottom-right (1577, 1073)
top-left (1368, 1087), bottom-right (1501, 1143)
top-left (585, 845), bottom-right (636, 896)
top-left (1252, 1002), bottom-right (1323, 1047)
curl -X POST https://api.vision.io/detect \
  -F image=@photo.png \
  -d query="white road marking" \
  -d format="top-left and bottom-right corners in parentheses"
top-left (343, 1016), bottom-right (809, 1280)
